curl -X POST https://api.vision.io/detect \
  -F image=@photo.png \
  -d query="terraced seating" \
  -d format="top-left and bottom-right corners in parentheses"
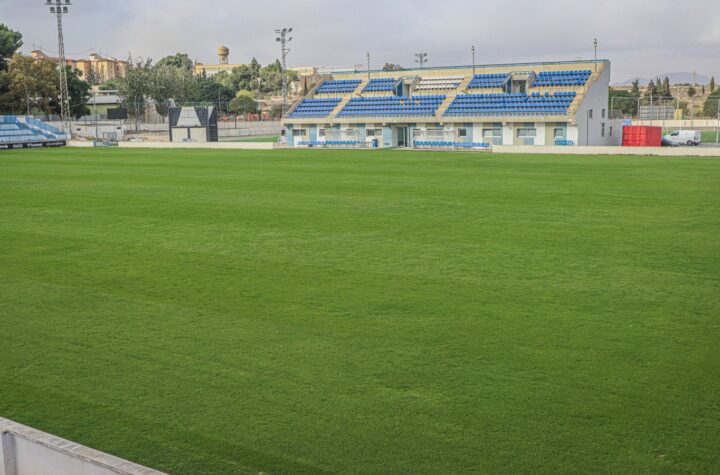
top-left (468, 73), bottom-right (509, 89)
top-left (415, 76), bottom-right (463, 91)
top-left (288, 98), bottom-right (342, 118)
top-left (363, 78), bottom-right (397, 92)
top-left (337, 95), bottom-right (446, 118)
top-left (533, 70), bottom-right (591, 87)
top-left (444, 92), bottom-right (576, 116)
top-left (315, 79), bottom-right (362, 94)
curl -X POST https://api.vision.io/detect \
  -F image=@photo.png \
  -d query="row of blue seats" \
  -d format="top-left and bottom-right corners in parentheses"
top-left (415, 141), bottom-right (491, 148)
top-left (468, 73), bottom-right (510, 88)
top-left (296, 140), bottom-right (360, 147)
top-left (289, 98), bottom-right (341, 118)
top-left (555, 139), bottom-right (575, 146)
top-left (316, 80), bottom-right (362, 94)
top-left (363, 78), bottom-right (398, 92)
top-left (445, 109), bottom-right (569, 116)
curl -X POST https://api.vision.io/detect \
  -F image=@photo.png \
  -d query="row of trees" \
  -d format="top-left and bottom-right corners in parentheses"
top-left (111, 52), bottom-right (293, 120)
top-left (0, 23), bottom-right (90, 118)
top-left (610, 75), bottom-right (719, 118)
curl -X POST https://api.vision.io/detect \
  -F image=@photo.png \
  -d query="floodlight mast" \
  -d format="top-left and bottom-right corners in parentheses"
top-left (47, 0), bottom-right (72, 133)
top-left (275, 27), bottom-right (293, 117)
top-left (415, 52), bottom-right (428, 69)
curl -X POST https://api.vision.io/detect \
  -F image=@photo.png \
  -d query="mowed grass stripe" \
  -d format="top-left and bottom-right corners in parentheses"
top-left (1, 147), bottom-right (719, 473)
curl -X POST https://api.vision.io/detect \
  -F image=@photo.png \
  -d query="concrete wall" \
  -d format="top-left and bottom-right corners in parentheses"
top-left (575, 63), bottom-right (613, 146)
top-left (0, 417), bottom-right (165, 475)
top-left (68, 141), bottom-right (274, 150)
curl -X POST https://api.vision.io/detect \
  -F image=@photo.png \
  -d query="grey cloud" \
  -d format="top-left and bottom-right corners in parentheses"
top-left (1, 0), bottom-right (718, 82)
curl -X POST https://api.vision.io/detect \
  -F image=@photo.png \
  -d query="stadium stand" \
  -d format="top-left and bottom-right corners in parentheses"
top-left (444, 92), bottom-right (577, 117)
top-left (282, 59), bottom-right (613, 149)
top-left (467, 73), bottom-right (510, 89)
top-left (337, 96), bottom-right (445, 117)
top-left (533, 70), bottom-right (592, 87)
top-left (415, 76), bottom-right (463, 91)
top-left (288, 98), bottom-right (342, 118)
top-left (362, 78), bottom-right (398, 92)
top-left (0, 116), bottom-right (68, 149)
top-left (315, 79), bottom-right (362, 94)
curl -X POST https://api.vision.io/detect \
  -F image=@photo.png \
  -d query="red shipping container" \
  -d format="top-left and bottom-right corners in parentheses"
top-left (622, 126), bottom-right (662, 147)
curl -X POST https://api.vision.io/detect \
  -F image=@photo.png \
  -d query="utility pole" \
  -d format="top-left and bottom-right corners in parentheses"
top-left (93, 91), bottom-right (99, 140)
top-left (47, 0), bottom-right (72, 133)
top-left (275, 27), bottom-right (293, 117)
top-left (471, 46), bottom-right (476, 77)
top-left (415, 52), bottom-right (428, 69)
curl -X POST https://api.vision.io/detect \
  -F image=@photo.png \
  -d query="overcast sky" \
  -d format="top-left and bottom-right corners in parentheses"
top-left (2, 0), bottom-right (718, 82)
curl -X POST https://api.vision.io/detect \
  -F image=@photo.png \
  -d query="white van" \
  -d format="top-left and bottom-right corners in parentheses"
top-left (663, 130), bottom-right (702, 146)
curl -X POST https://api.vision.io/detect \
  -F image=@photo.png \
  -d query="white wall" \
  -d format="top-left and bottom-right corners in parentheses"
top-left (575, 62), bottom-right (613, 146)
top-left (1, 417), bottom-right (165, 475)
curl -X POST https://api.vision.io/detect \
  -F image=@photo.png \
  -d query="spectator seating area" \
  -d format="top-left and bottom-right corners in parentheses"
top-left (316, 79), bottom-right (362, 94)
top-left (0, 116), bottom-right (68, 144)
top-left (362, 78), bottom-right (398, 92)
top-left (444, 92), bottom-right (577, 117)
top-left (468, 74), bottom-right (510, 89)
top-left (296, 140), bottom-right (363, 148)
top-left (414, 140), bottom-right (492, 150)
top-left (288, 98), bottom-right (342, 118)
top-left (337, 95), bottom-right (446, 117)
top-left (415, 76), bottom-right (463, 91)
top-left (533, 70), bottom-right (592, 87)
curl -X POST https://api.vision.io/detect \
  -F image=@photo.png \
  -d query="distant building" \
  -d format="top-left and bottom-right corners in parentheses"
top-left (30, 50), bottom-right (128, 84)
top-left (193, 46), bottom-right (244, 77)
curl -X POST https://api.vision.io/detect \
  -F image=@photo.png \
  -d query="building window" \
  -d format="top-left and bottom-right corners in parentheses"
top-left (553, 128), bottom-right (566, 138)
top-left (602, 108), bottom-right (606, 119)
top-left (588, 109), bottom-right (594, 119)
top-left (601, 123), bottom-right (606, 137)
top-left (517, 128), bottom-right (536, 137)
top-left (458, 128), bottom-right (467, 138)
top-left (293, 129), bottom-right (306, 137)
top-left (366, 129), bottom-right (375, 137)
top-left (609, 126), bottom-right (613, 137)
top-left (482, 128), bottom-right (501, 137)
top-left (319, 129), bottom-right (325, 137)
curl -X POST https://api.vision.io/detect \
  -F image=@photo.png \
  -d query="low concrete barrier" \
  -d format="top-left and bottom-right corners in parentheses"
top-left (0, 417), bottom-right (165, 475)
top-left (492, 145), bottom-right (720, 157)
top-left (67, 141), bottom-right (274, 150)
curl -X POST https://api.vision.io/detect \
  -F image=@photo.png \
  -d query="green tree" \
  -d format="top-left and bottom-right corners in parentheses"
top-left (710, 77), bottom-right (716, 93)
top-left (630, 78), bottom-right (641, 97)
top-left (608, 88), bottom-right (637, 116)
top-left (193, 77), bottom-right (234, 109)
top-left (117, 58), bottom-right (153, 118)
top-left (382, 63), bottom-right (405, 71)
top-left (6, 54), bottom-right (58, 114)
top-left (149, 64), bottom-right (196, 119)
top-left (156, 53), bottom-right (193, 71)
top-left (687, 85), bottom-right (696, 98)
top-left (65, 67), bottom-right (91, 119)
top-left (702, 88), bottom-right (720, 117)
top-left (229, 90), bottom-right (258, 116)
top-left (0, 23), bottom-right (22, 71)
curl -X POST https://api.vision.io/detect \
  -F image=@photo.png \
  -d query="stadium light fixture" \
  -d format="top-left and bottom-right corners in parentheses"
top-left (275, 27), bottom-right (293, 117)
top-left (415, 52), bottom-right (428, 69)
top-left (46, 0), bottom-right (72, 133)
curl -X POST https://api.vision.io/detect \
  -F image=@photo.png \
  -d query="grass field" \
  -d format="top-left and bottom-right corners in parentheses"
top-left (1, 148), bottom-right (719, 474)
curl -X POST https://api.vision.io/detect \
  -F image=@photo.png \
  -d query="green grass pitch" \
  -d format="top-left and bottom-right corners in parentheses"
top-left (1, 147), bottom-right (719, 474)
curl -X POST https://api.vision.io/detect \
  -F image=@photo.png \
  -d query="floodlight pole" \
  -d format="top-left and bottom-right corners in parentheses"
top-left (275, 27), bottom-right (293, 117)
top-left (48, 0), bottom-right (72, 133)
top-left (593, 38), bottom-right (598, 73)
top-left (471, 45), bottom-right (476, 77)
top-left (366, 52), bottom-right (370, 81)
top-left (415, 52), bottom-right (428, 69)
